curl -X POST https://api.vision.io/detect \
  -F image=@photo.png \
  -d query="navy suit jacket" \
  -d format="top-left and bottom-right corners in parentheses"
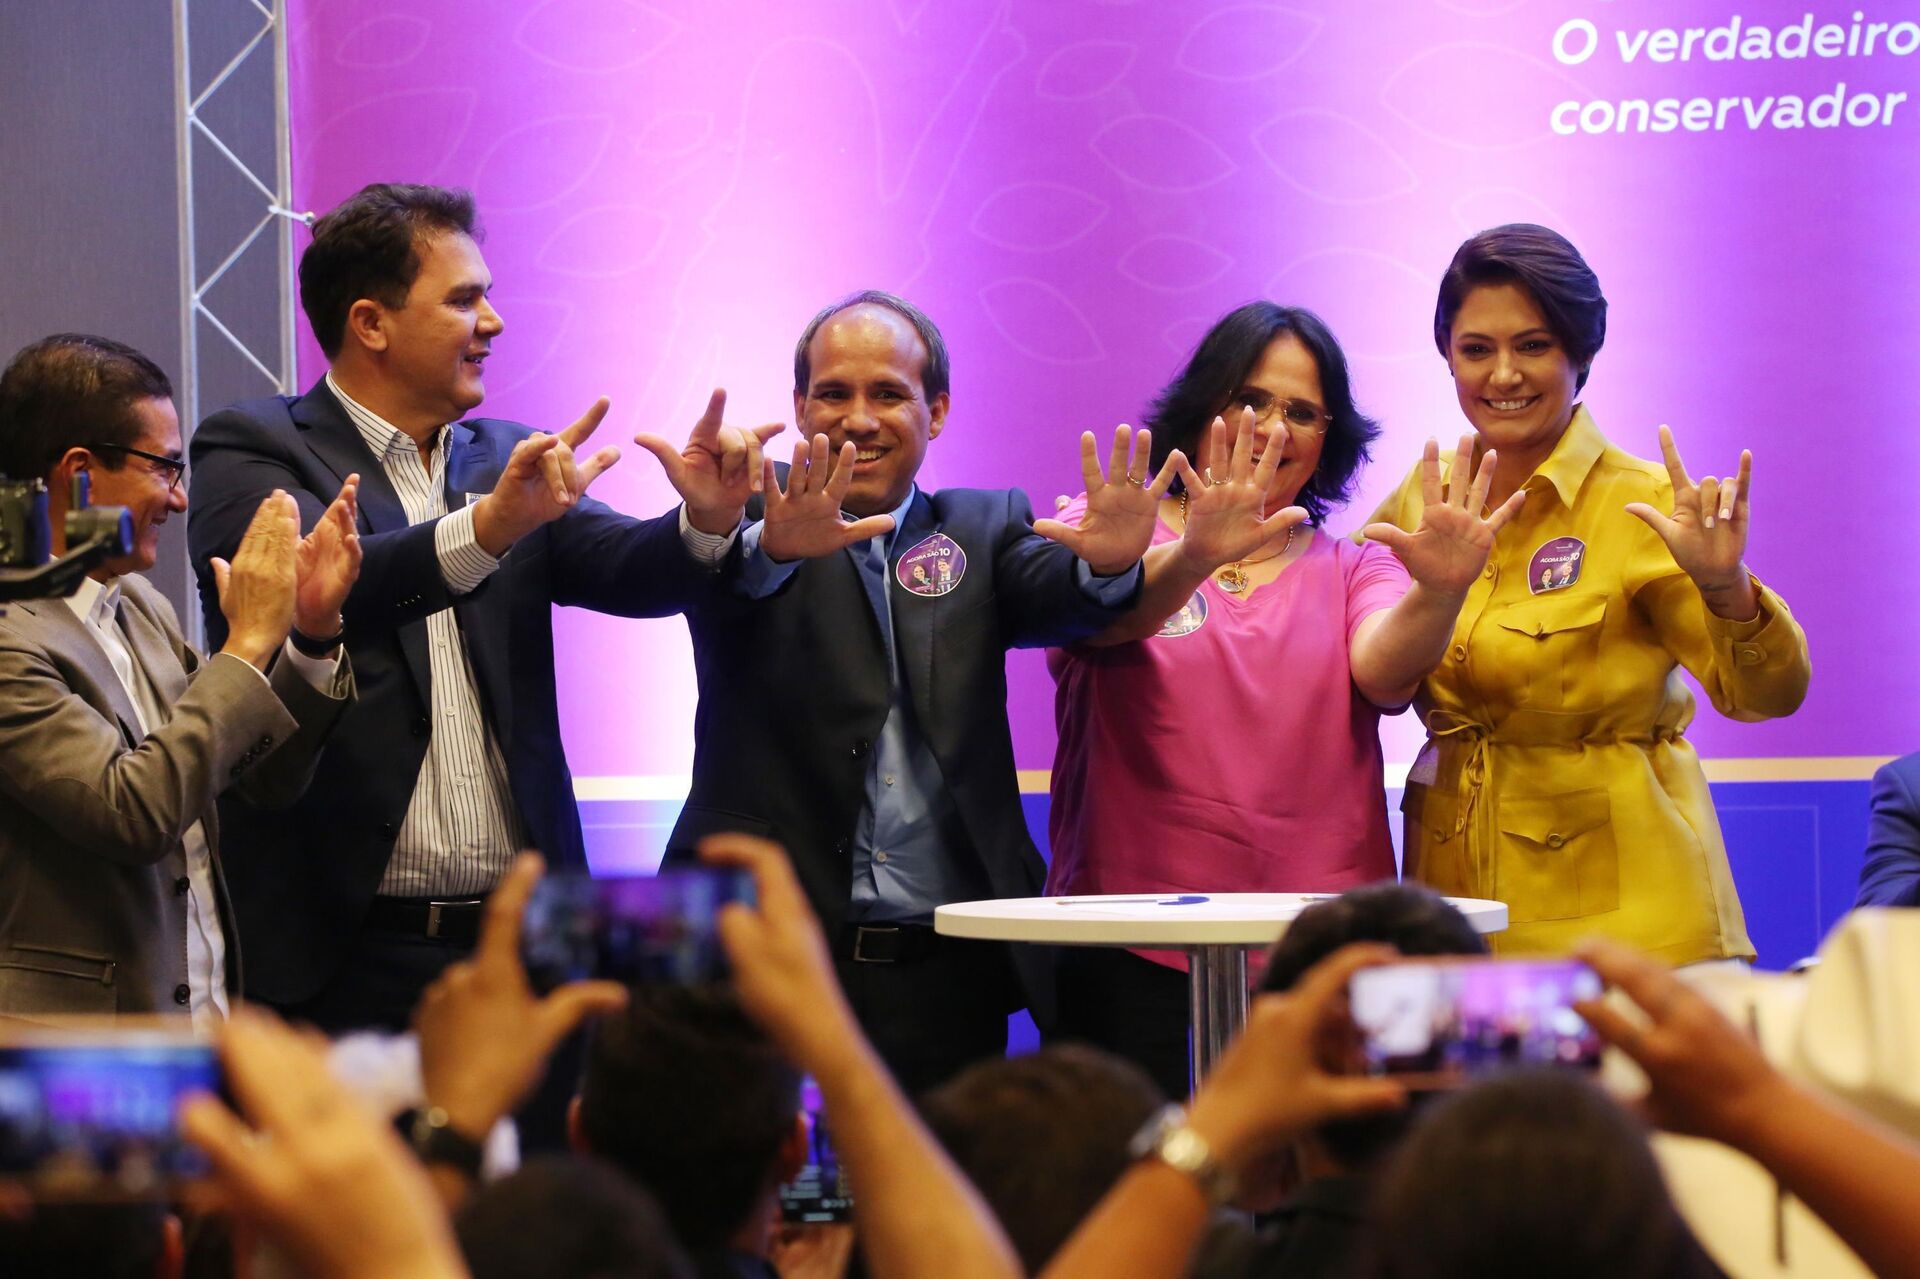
top-left (188, 379), bottom-right (708, 1003)
top-left (1858, 751), bottom-right (1920, 908)
top-left (661, 486), bottom-right (1138, 1019)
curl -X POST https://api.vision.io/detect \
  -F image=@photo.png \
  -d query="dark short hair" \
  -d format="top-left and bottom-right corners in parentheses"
top-left (299, 182), bottom-right (479, 359)
top-left (455, 1156), bottom-right (693, 1279)
top-left (576, 985), bottom-right (800, 1252)
top-left (1260, 883), bottom-right (1487, 1169)
top-left (1433, 224), bottom-right (1608, 390)
top-left (919, 1045), bottom-right (1167, 1271)
top-left (1366, 1071), bottom-right (1721, 1279)
top-left (0, 334), bottom-right (173, 482)
top-left (1143, 302), bottom-right (1380, 527)
top-left (793, 289), bottom-right (951, 402)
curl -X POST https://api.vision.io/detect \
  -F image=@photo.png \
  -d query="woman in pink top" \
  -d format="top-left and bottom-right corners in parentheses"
top-left (1044, 302), bottom-right (1525, 1099)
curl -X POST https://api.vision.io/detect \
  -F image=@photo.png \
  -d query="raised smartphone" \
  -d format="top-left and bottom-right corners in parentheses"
top-left (0, 1022), bottom-right (219, 1198)
top-left (1347, 957), bottom-right (1603, 1087)
top-left (778, 1075), bottom-right (854, 1224)
top-left (519, 867), bottom-right (757, 991)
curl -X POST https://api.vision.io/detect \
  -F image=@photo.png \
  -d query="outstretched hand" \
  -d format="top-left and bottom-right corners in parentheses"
top-left (1169, 408), bottom-right (1309, 572)
top-left (1362, 435), bottom-right (1525, 597)
top-left (1624, 425), bottom-right (1758, 618)
top-left (294, 474), bottom-right (361, 639)
top-left (633, 387), bottom-right (785, 536)
top-left (473, 398), bottom-right (623, 555)
top-left (759, 434), bottom-right (896, 562)
top-left (1033, 425), bottom-right (1174, 576)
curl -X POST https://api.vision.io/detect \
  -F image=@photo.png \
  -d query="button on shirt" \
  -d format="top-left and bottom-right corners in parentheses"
top-left (329, 375), bottom-right (527, 897)
top-left (738, 488), bottom-right (1140, 922)
top-left (65, 578), bottom-right (338, 1029)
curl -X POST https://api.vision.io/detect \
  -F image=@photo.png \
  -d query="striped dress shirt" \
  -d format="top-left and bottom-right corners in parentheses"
top-left (328, 374), bottom-right (523, 897)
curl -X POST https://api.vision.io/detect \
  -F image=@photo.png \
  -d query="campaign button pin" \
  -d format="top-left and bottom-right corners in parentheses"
top-left (1156, 590), bottom-right (1208, 637)
top-left (896, 533), bottom-right (966, 596)
top-left (1527, 536), bottom-right (1586, 594)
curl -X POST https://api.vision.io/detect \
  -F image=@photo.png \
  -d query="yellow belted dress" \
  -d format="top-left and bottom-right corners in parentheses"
top-left (1366, 408), bottom-right (1810, 964)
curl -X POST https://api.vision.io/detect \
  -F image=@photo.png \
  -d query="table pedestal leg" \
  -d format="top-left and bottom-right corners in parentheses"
top-left (1187, 944), bottom-right (1250, 1088)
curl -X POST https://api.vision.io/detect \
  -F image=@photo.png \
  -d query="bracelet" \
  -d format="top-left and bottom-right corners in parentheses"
top-left (289, 625), bottom-right (344, 658)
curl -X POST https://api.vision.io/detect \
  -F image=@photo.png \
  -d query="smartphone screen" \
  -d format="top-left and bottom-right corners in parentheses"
top-left (520, 867), bottom-right (757, 991)
top-left (0, 1027), bottom-right (219, 1198)
top-left (1348, 958), bottom-right (1603, 1087)
top-left (778, 1076), bottom-right (854, 1224)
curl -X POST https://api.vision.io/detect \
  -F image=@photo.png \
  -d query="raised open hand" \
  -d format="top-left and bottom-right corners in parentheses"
top-left (294, 474), bottom-right (361, 639)
top-left (633, 387), bottom-right (785, 535)
top-left (214, 489), bottom-right (301, 670)
top-left (1169, 408), bottom-right (1309, 572)
top-left (472, 398), bottom-right (623, 555)
top-left (1362, 435), bottom-right (1525, 597)
top-left (1033, 424), bottom-right (1173, 576)
top-left (760, 433), bottom-right (897, 562)
top-left (1624, 425), bottom-right (1757, 615)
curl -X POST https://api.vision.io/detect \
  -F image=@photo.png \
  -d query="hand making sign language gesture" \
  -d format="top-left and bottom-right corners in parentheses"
top-left (633, 387), bottom-right (787, 536)
top-left (1033, 424), bottom-right (1174, 576)
top-left (1167, 408), bottom-right (1311, 573)
top-left (759, 433), bottom-right (900, 562)
top-left (1361, 434), bottom-right (1528, 598)
top-left (1624, 424), bottom-right (1760, 620)
top-left (471, 397), bottom-right (624, 556)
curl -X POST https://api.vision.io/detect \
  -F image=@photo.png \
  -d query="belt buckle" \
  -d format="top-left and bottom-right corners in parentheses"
top-left (425, 899), bottom-right (470, 940)
top-left (852, 925), bottom-right (899, 964)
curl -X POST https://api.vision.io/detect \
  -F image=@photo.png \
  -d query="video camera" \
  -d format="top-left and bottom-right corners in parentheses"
top-left (0, 473), bottom-right (134, 605)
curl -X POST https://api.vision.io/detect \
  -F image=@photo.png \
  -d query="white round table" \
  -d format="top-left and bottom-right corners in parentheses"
top-left (936, 892), bottom-right (1509, 1086)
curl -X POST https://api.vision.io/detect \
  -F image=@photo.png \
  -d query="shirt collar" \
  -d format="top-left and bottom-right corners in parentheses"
top-left (1525, 403), bottom-right (1606, 510)
top-left (64, 573), bottom-right (120, 630)
top-left (865, 485), bottom-right (919, 554)
top-left (325, 371), bottom-right (444, 461)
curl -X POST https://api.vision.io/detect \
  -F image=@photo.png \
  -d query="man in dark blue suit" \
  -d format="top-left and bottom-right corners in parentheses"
top-left (663, 291), bottom-right (1171, 1093)
top-left (188, 184), bottom-right (774, 1036)
top-left (1858, 752), bottom-right (1920, 908)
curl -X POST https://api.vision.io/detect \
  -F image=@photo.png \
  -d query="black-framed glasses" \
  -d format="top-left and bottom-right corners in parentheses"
top-left (1226, 392), bottom-right (1331, 437)
top-left (86, 443), bottom-right (187, 492)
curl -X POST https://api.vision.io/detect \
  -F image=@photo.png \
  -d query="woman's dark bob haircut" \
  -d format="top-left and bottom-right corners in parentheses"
top-left (1144, 302), bottom-right (1379, 528)
top-left (1433, 224), bottom-right (1608, 391)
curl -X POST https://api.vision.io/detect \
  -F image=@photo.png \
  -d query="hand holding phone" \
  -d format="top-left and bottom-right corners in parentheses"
top-left (1348, 958), bottom-right (1603, 1088)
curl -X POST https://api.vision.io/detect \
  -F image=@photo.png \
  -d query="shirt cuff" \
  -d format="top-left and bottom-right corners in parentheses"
top-left (1702, 572), bottom-right (1775, 641)
top-left (279, 638), bottom-right (347, 692)
top-left (734, 521), bottom-right (803, 599)
top-left (678, 504), bottom-right (741, 566)
top-left (1074, 557), bottom-right (1144, 604)
top-left (435, 505), bottom-right (502, 596)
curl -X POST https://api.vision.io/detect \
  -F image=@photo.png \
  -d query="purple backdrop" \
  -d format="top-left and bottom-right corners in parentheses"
top-left (287, 0), bottom-right (1920, 801)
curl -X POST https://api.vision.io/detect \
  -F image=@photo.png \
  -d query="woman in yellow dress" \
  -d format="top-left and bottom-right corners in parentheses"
top-left (1367, 225), bottom-right (1810, 964)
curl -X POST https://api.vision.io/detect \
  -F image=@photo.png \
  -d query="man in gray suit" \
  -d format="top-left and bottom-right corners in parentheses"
top-left (0, 334), bottom-right (359, 1022)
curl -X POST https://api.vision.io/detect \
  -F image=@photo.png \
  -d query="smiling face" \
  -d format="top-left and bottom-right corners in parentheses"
top-left (83, 396), bottom-right (187, 577)
top-left (368, 230), bottom-right (502, 429)
top-left (1445, 280), bottom-right (1580, 464)
top-left (793, 304), bottom-right (949, 517)
top-left (1222, 332), bottom-right (1327, 511)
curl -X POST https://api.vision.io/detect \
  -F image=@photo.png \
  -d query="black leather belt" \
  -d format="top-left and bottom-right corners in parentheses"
top-left (364, 896), bottom-right (487, 946)
top-left (837, 922), bottom-right (941, 964)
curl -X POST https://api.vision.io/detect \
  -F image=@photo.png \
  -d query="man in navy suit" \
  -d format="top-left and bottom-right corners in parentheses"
top-left (188, 184), bottom-right (774, 1036)
top-left (1858, 752), bottom-right (1920, 908)
top-left (663, 290), bottom-right (1170, 1093)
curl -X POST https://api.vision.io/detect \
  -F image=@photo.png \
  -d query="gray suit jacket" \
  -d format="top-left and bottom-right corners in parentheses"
top-left (0, 574), bottom-right (352, 1018)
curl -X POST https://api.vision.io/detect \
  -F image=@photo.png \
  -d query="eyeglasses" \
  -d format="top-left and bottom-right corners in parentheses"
top-left (86, 443), bottom-right (187, 492)
top-left (1226, 392), bottom-right (1331, 437)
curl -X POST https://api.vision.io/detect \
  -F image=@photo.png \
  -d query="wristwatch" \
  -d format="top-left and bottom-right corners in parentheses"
top-left (410, 1106), bottom-right (485, 1180)
top-left (1128, 1103), bottom-right (1239, 1206)
top-left (289, 625), bottom-right (344, 658)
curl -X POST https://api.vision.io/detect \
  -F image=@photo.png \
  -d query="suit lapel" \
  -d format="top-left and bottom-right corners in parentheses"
top-left (12, 597), bottom-right (145, 746)
top-left (445, 423), bottom-right (514, 745)
top-left (292, 379), bottom-right (431, 698)
top-left (886, 493), bottom-right (940, 721)
top-left (116, 589), bottom-right (189, 717)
